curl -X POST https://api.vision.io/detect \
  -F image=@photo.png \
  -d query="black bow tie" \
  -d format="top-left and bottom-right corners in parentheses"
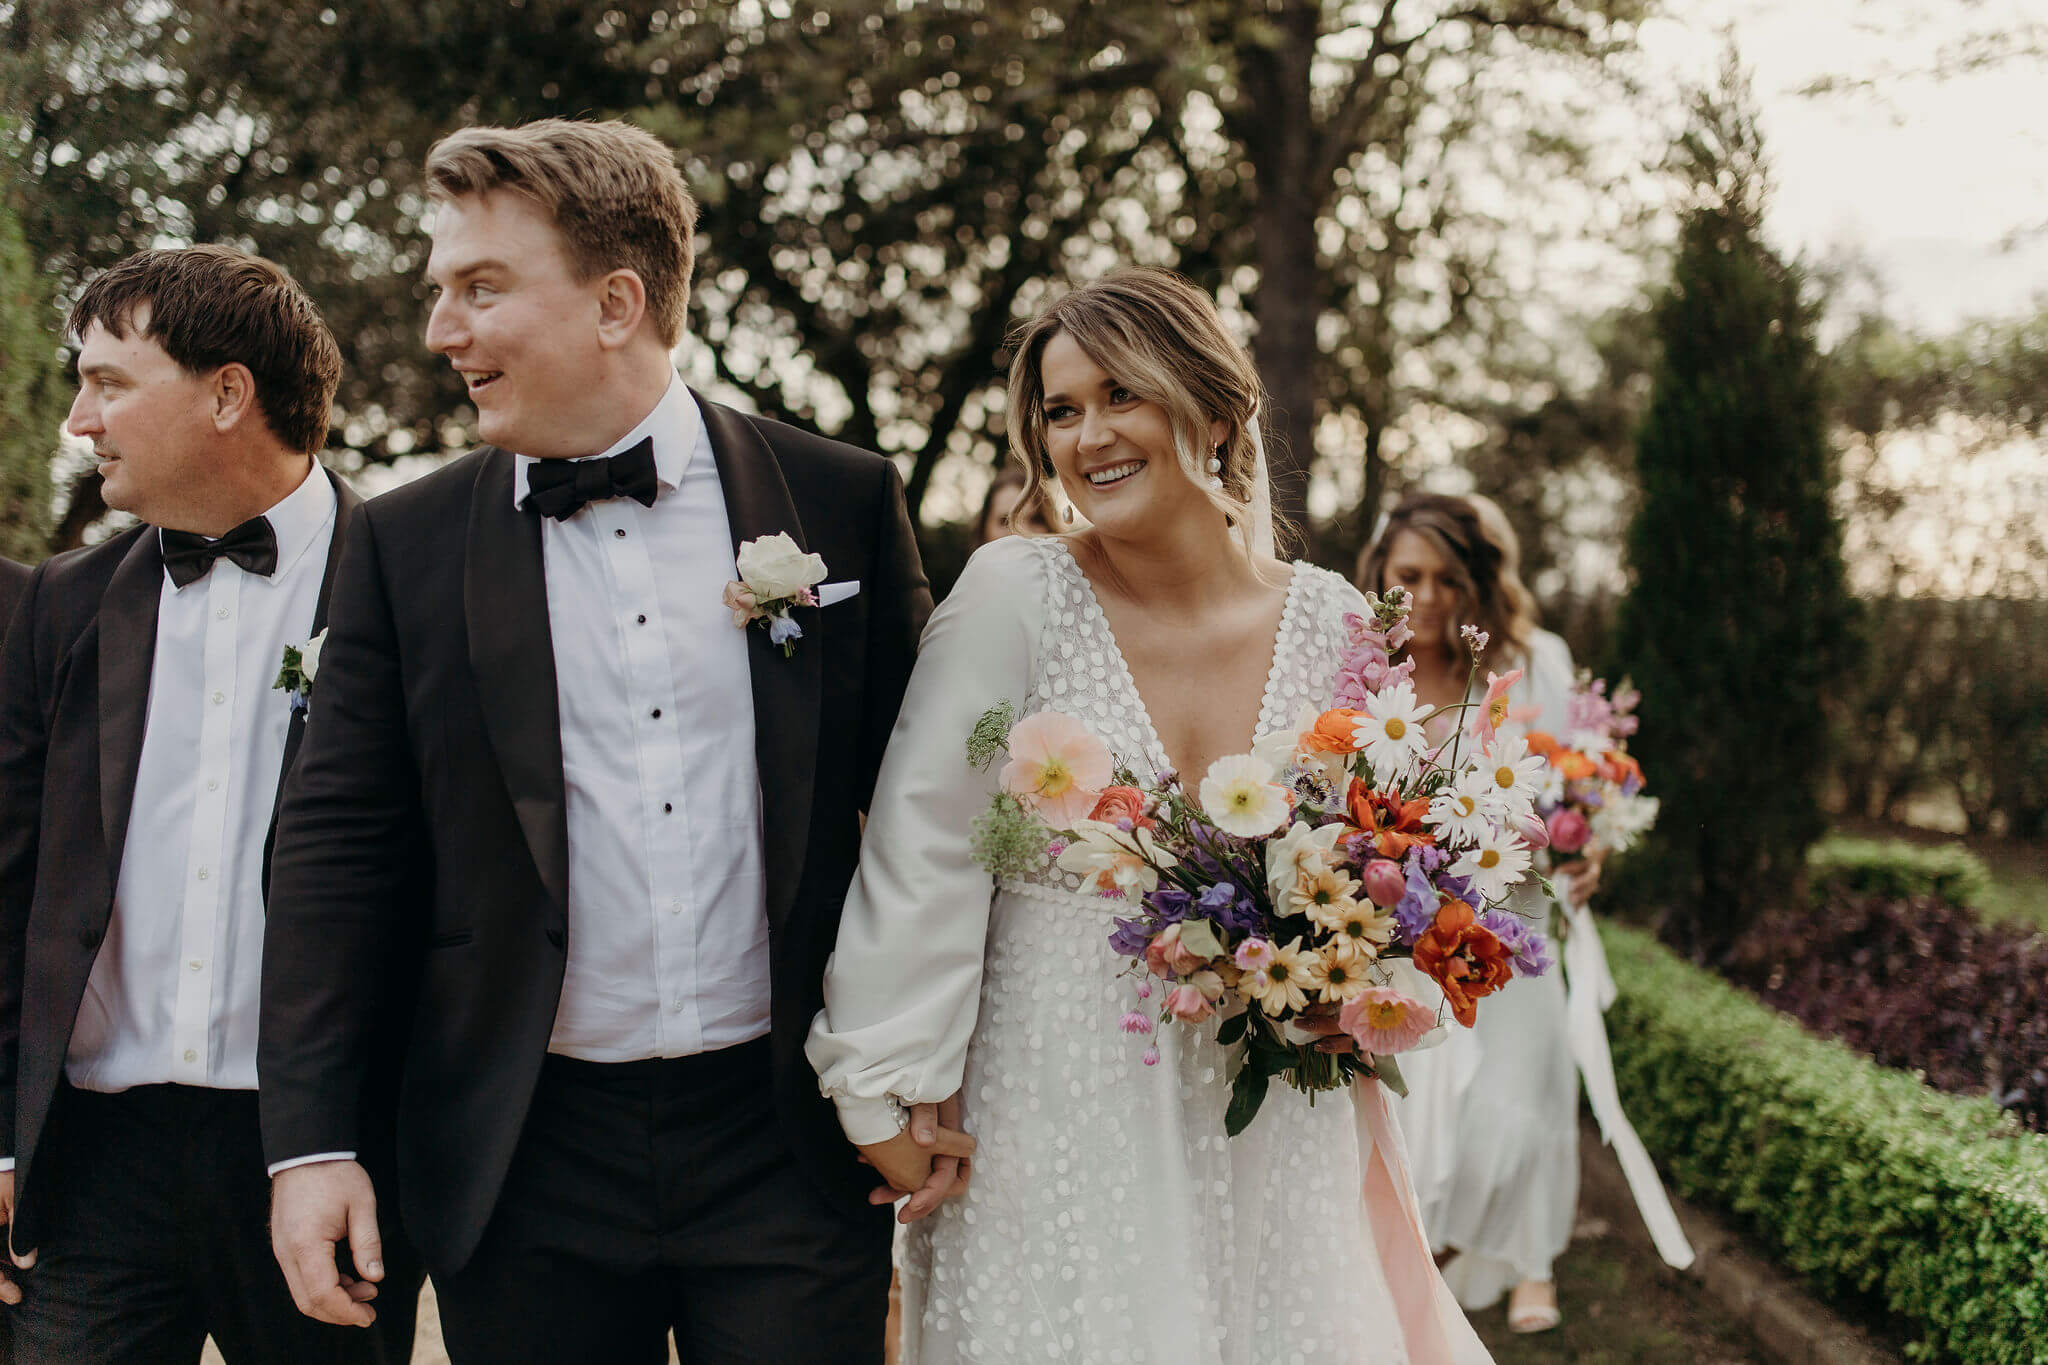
top-left (160, 517), bottom-right (279, 589)
top-left (521, 438), bottom-right (661, 521)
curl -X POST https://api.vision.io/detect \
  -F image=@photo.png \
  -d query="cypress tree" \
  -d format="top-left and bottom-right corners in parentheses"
top-left (0, 121), bottom-right (65, 560)
top-left (1608, 65), bottom-right (1859, 963)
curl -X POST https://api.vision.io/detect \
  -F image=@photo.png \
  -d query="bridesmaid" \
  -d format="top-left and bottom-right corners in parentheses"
top-left (1355, 493), bottom-right (1592, 1334)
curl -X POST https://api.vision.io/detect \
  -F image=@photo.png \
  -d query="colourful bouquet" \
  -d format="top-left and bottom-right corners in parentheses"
top-left (968, 588), bottom-right (1555, 1134)
top-left (1523, 674), bottom-right (1659, 869)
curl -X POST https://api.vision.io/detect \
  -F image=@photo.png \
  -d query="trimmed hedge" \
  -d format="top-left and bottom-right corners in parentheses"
top-left (1602, 922), bottom-right (2048, 1363)
top-left (1809, 835), bottom-right (1995, 909)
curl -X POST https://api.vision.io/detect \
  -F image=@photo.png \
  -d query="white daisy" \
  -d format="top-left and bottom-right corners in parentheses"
top-left (1353, 681), bottom-right (1432, 780)
top-left (1427, 770), bottom-right (1496, 845)
top-left (1450, 829), bottom-right (1533, 903)
top-left (1477, 733), bottom-right (1548, 819)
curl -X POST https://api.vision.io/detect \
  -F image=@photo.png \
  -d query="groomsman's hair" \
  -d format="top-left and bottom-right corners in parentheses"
top-left (424, 119), bottom-right (696, 348)
top-left (1005, 267), bottom-right (1288, 562)
top-left (67, 245), bottom-right (341, 456)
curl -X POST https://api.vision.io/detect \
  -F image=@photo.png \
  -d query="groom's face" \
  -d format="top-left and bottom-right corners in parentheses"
top-left (425, 190), bottom-right (609, 458)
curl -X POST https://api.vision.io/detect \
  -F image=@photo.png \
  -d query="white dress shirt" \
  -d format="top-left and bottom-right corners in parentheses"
top-left (514, 374), bottom-right (772, 1062)
top-left (64, 463), bottom-right (335, 1096)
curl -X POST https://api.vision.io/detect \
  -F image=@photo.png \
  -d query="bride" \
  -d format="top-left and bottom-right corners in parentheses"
top-left (806, 269), bottom-right (1491, 1365)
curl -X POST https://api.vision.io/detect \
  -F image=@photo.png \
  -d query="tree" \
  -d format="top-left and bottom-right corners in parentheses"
top-left (1607, 61), bottom-right (1859, 963)
top-left (7, 0), bottom-right (1658, 550)
top-left (0, 118), bottom-right (65, 561)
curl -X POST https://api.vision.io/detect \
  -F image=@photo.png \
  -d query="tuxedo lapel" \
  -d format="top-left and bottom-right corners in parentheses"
top-left (698, 396), bottom-right (823, 938)
top-left (463, 451), bottom-right (570, 921)
top-left (264, 470), bottom-right (363, 893)
top-left (96, 529), bottom-right (161, 893)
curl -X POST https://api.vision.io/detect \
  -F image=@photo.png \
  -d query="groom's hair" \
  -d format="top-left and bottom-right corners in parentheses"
top-left (424, 119), bottom-right (696, 348)
top-left (68, 245), bottom-right (341, 456)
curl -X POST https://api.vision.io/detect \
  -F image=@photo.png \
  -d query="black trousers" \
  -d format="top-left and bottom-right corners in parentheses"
top-left (10, 1083), bottom-right (418, 1365)
top-left (436, 1036), bottom-right (892, 1365)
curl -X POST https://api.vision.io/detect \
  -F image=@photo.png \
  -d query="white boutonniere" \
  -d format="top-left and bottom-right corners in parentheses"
top-left (725, 533), bottom-right (828, 658)
top-left (272, 628), bottom-right (328, 716)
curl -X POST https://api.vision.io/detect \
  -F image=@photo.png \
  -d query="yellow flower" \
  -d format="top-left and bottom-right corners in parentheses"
top-left (1242, 936), bottom-right (1313, 1015)
top-left (1321, 900), bottom-right (1397, 957)
top-left (1306, 946), bottom-right (1373, 1003)
top-left (1289, 863), bottom-right (1363, 921)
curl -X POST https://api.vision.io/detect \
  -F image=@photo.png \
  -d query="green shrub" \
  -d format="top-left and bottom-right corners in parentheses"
top-left (1808, 835), bottom-right (1994, 909)
top-left (1602, 922), bottom-right (2048, 1363)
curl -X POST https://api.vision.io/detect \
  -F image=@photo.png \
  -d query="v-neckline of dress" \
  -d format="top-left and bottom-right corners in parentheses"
top-left (1049, 537), bottom-right (1307, 787)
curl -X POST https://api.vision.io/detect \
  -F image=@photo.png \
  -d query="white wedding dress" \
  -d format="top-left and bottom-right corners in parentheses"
top-left (807, 536), bottom-right (1491, 1365)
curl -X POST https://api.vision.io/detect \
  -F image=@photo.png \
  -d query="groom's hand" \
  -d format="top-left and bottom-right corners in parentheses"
top-left (271, 1160), bottom-right (384, 1327)
top-left (860, 1095), bottom-right (974, 1224)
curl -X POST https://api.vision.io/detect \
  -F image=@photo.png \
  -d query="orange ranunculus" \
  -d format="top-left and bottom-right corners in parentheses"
top-left (1599, 750), bottom-right (1644, 788)
top-left (1089, 785), bottom-right (1155, 829)
top-left (1347, 779), bottom-right (1437, 859)
top-left (1523, 730), bottom-right (1562, 760)
top-left (1412, 899), bottom-right (1513, 1027)
top-left (1305, 708), bottom-right (1369, 755)
top-left (1555, 750), bottom-right (1597, 781)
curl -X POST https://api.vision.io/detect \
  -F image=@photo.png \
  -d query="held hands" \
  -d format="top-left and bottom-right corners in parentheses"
top-left (0, 1169), bottom-right (32, 1307)
top-left (270, 1160), bottom-right (384, 1327)
top-left (856, 1094), bottom-right (975, 1225)
top-left (1559, 846), bottom-right (1607, 905)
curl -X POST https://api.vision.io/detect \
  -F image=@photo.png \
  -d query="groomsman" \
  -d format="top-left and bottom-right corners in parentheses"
top-left (0, 246), bottom-right (417, 1363)
top-left (261, 118), bottom-right (954, 1364)
top-left (0, 562), bottom-right (28, 638)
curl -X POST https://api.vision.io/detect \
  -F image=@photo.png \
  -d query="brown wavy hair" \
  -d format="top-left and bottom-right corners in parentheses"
top-left (1354, 492), bottom-right (1538, 666)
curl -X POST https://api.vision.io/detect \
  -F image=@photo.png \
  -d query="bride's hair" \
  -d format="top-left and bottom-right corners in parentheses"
top-left (1002, 268), bottom-right (1289, 562)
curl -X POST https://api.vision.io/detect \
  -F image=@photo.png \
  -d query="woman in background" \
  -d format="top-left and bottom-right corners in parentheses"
top-left (1356, 493), bottom-right (1587, 1334)
top-left (968, 465), bottom-right (1057, 549)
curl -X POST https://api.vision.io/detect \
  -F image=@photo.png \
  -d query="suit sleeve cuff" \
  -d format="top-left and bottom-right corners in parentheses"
top-left (267, 1151), bottom-right (357, 1178)
top-left (0, 1157), bottom-right (14, 1173)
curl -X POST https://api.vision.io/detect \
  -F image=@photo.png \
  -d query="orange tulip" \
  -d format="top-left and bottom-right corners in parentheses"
top-left (1412, 899), bottom-right (1513, 1027)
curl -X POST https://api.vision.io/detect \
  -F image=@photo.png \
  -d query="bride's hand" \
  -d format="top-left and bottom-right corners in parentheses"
top-left (858, 1096), bottom-right (977, 1223)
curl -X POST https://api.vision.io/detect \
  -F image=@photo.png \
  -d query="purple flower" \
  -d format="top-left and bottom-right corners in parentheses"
top-left (1109, 918), bottom-right (1151, 957)
top-left (1145, 887), bottom-right (1193, 924)
top-left (1196, 881), bottom-right (1263, 937)
top-left (767, 615), bottom-right (802, 647)
top-left (1480, 909), bottom-right (1555, 977)
top-left (1395, 860), bottom-right (1440, 941)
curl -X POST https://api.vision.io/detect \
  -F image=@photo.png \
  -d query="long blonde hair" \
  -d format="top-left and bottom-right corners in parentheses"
top-left (1003, 268), bottom-right (1287, 560)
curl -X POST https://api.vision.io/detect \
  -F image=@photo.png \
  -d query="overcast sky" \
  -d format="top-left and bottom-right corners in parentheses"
top-left (1644, 0), bottom-right (2048, 329)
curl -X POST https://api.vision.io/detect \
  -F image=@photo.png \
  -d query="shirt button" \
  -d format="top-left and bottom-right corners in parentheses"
top-left (195, 866), bottom-right (210, 881)
top-left (206, 779), bottom-right (219, 792)
top-left (614, 528), bottom-right (627, 539)
top-left (188, 959), bottom-right (203, 971)
top-left (662, 802), bottom-right (673, 814)
top-left (669, 998), bottom-right (684, 1014)
top-left (183, 1049), bottom-right (199, 1063)
top-left (215, 607), bottom-right (230, 620)
top-left (650, 708), bottom-right (662, 719)
top-left (636, 614), bottom-right (647, 625)
top-left (211, 691), bottom-right (226, 705)
top-left (670, 897), bottom-right (684, 915)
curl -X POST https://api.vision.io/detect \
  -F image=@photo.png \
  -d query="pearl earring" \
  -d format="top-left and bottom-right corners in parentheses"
top-left (1208, 445), bottom-right (1225, 490)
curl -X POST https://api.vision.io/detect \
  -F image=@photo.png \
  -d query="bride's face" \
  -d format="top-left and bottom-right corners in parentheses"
top-left (1036, 330), bottom-right (1224, 543)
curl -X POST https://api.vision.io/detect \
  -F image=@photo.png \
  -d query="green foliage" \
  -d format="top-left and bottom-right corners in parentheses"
top-left (965, 700), bottom-right (1018, 773)
top-left (968, 793), bottom-right (1046, 884)
top-left (0, 123), bottom-right (64, 561)
top-left (1607, 65), bottom-right (1860, 962)
top-left (1602, 922), bottom-right (2048, 1364)
top-left (1807, 834), bottom-right (1993, 909)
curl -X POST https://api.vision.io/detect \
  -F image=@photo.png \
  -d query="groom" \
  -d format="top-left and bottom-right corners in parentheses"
top-left (260, 118), bottom-right (951, 1362)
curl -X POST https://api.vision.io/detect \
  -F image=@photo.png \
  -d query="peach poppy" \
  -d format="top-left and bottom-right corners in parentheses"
top-left (999, 710), bottom-right (1113, 824)
top-left (1468, 669), bottom-right (1524, 747)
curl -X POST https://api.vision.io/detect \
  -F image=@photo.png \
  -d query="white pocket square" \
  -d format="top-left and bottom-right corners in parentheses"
top-left (817, 580), bottom-right (861, 607)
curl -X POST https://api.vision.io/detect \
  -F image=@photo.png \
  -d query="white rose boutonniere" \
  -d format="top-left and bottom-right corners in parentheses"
top-left (726, 533), bottom-right (828, 657)
top-left (273, 628), bottom-right (329, 716)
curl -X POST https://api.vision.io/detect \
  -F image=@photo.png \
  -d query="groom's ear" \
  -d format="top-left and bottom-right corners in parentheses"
top-left (593, 268), bottom-right (650, 351)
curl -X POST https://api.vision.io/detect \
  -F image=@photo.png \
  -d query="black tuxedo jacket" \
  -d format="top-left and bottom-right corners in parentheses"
top-left (259, 395), bottom-right (931, 1276)
top-left (0, 560), bottom-right (30, 642)
top-left (0, 472), bottom-right (360, 1250)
